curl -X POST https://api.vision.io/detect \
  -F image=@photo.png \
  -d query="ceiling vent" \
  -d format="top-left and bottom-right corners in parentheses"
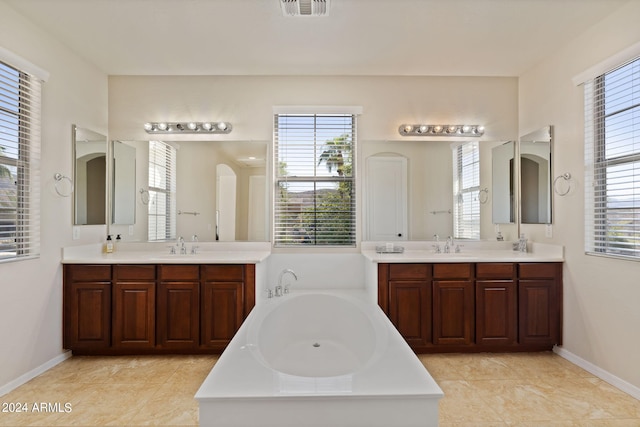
top-left (281, 0), bottom-right (329, 16)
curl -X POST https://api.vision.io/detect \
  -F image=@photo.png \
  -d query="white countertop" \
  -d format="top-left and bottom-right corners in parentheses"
top-left (61, 242), bottom-right (271, 264)
top-left (361, 241), bottom-right (564, 263)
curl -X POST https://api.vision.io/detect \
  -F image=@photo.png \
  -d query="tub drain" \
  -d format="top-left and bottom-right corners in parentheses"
top-left (312, 342), bottom-right (320, 348)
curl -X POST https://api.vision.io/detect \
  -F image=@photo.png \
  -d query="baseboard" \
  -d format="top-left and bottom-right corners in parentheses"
top-left (0, 351), bottom-right (72, 397)
top-left (554, 346), bottom-right (640, 400)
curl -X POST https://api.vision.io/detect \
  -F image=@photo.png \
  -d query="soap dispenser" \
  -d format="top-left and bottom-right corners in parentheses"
top-left (105, 235), bottom-right (114, 254)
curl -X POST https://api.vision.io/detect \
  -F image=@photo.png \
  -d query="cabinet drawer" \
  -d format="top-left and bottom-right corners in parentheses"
top-left (159, 265), bottom-right (200, 281)
top-left (476, 263), bottom-right (515, 279)
top-left (201, 264), bottom-right (245, 281)
top-left (388, 264), bottom-right (431, 280)
top-left (433, 263), bottom-right (472, 279)
top-left (65, 265), bottom-right (111, 282)
top-left (114, 265), bottom-right (156, 281)
top-left (519, 263), bottom-right (559, 279)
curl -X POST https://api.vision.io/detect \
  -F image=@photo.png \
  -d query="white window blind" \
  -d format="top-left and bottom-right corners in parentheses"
top-left (585, 56), bottom-right (640, 260)
top-left (453, 141), bottom-right (480, 240)
top-left (148, 140), bottom-right (176, 241)
top-left (274, 113), bottom-right (356, 246)
top-left (0, 60), bottom-right (41, 262)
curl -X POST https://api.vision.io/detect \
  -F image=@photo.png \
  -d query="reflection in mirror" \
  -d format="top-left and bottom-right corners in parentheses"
top-left (112, 141), bottom-right (136, 224)
top-left (520, 126), bottom-right (552, 224)
top-left (73, 125), bottom-right (107, 225)
top-left (492, 141), bottom-right (516, 224)
top-left (110, 140), bottom-right (268, 242)
top-left (363, 140), bottom-right (511, 241)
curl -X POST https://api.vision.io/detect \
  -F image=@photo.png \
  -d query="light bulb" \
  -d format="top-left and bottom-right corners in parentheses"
top-left (157, 122), bottom-right (167, 131)
top-left (477, 125), bottom-right (485, 134)
top-left (143, 123), bottom-right (154, 131)
top-left (462, 125), bottom-right (471, 133)
top-left (418, 125), bottom-right (429, 133)
top-left (217, 122), bottom-right (228, 131)
top-left (403, 125), bottom-right (413, 133)
top-left (433, 125), bottom-right (443, 133)
top-left (447, 126), bottom-right (457, 133)
top-left (187, 122), bottom-right (198, 130)
top-left (202, 122), bottom-right (213, 131)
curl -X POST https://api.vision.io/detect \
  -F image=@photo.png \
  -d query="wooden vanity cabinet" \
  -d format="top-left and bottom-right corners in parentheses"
top-left (63, 263), bottom-right (255, 355)
top-left (379, 261), bottom-right (562, 353)
top-left (63, 265), bottom-right (112, 350)
top-left (432, 263), bottom-right (474, 346)
top-left (157, 265), bottom-right (200, 349)
top-left (112, 265), bottom-right (156, 349)
top-left (475, 263), bottom-right (517, 346)
top-left (380, 263), bottom-right (432, 350)
top-left (200, 265), bottom-right (246, 351)
top-left (518, 263), bottom-right (562, 346)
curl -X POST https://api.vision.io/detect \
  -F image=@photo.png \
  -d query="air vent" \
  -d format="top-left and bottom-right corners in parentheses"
top-left (281, 0), bottom-right (329, 16)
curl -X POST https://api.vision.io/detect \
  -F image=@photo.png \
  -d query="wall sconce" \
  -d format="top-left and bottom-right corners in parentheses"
top-left (398, 124), bottom-right (485, 137)
top-left (144, 121), bottom-right (232, 134)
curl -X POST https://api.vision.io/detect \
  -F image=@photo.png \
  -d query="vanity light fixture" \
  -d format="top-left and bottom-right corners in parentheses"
top-left (144, 121), bottom-right (232, 134)
top-left (399, 124), bottom-right (485, 137)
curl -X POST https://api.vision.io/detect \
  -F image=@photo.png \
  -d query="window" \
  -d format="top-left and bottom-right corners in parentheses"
top-left (0, 60), bottom-right (41, 262)
top-left (148, 140), bottom-right (176, 241)
top-left (274, 113), bottom-right (356, 246)
top-left (585, 56), bottom-right (640, 259)
top-left (453, 141), bottom-right (480, 240)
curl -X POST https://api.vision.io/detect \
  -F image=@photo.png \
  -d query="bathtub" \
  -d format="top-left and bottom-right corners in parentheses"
top-left (195, 290), bottom-right (443, 427)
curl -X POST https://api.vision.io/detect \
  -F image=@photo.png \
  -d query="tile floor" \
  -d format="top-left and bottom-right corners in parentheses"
top-left (0, 352), bottom-right (638, 426)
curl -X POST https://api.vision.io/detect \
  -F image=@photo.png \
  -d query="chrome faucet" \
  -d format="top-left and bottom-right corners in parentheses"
top-left (190, 234), bottom-right (199, 254)
top-left (178, 236), bottom-right (187, 255)
top-left (275, 268), bottom-right (298, 296)
top-left (444, 236), bottom-right (454, 253)
top-left (433, 234), bottom-right (441, 253)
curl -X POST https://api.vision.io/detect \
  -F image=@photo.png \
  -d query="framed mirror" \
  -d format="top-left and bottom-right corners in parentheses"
top-left (519, 126), bottom-right (552, 224)
top-left (73, 125), bottom-right (107, 225)
top-left (112, 141), bottom-right (136, 224)
top-left (108, 139), bottom-right (268, 242)
top-left (492, 141), bottom-right (516, 224)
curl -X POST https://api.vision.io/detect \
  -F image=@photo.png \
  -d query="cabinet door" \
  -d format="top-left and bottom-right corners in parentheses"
top-left (201, 282), bottom-right (244, 350)
top-left (389, 280), bottom-right (431, 348)
top-left (157, 282), bottom-right (200, 349)
top-left (64, 282), bottom-right (111, 349)
top-left (476, 281), bottom-right (517, 345)
top-left (433, 280), bottom-right (474, 345)
top-left (519, 280), bottom-right (558, 345)
top-left (112, 282), bottom-right (156, 348)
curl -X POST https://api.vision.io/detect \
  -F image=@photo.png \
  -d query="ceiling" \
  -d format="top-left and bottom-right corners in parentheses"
top-left (4, 0), bottom-right (629, 77)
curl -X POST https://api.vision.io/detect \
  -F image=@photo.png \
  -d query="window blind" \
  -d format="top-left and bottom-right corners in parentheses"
top-left (274, 114), bottom-right (356, 246)
top-left (453, 141), bottom-right (480, 240)
top-left (0, 60), bottom-right (41, 262)
top-left (584, 56), bottom-right (640, 259)
top-left (148, 140), bottom-right (177, 241)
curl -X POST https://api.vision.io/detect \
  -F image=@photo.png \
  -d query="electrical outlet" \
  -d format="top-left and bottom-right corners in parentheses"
top-left (72, 227), bottom-right (80, 240)
top-left (128, 225), bottom-right (134, 235)
top-left (545, 223), bottom-right (553, 238)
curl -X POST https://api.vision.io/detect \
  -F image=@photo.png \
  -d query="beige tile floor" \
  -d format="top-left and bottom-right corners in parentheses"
top-left (0, 352), bottom-right (638, 426)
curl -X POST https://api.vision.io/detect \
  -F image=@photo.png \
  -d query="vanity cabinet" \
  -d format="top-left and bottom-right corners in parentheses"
top-left (112, 265), bottom-right (156, 349)
top-left (432, 264), bottom-right (474, 346)
top-left (475, 263), bottom-right (518, 346)
top-left (383, 263), bottom-right (432, 349)
top-left (157, 265), bottom-right (200, 349)
top-left (63, 265), bottom-right (112, 350)
top-left (201, 265), bottom-right (246, 351)
top-left (63, 263), bottom-right (255, 355)
top-left (518, 263), bottom-right (562, 346)
top-left (378, 261), bottom-right (562, 353)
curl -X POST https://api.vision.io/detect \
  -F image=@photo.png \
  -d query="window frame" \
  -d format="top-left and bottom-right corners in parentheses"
top-left (452, 141), bottom-right (481, 240)
top-left (585, 56), bottom-right (640, 260)
top-left (0, 59), bottom-right (41, 263)
top-left (147, 140), bottom-right (177, 242)
top-left (273, 113), bottom-right (357, 247)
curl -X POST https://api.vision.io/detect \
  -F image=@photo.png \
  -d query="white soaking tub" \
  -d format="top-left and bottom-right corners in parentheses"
top-left (195, 290), bottom-right (443, 427)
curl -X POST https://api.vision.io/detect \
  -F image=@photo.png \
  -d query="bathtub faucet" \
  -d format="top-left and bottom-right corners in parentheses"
top-left (275, 269), bottom-right (298, 297)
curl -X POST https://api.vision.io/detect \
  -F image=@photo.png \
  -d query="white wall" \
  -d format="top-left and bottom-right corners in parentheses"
top-left (0, 3), bottom-right (108, 391)
top-left (519, 1), bottom-right (640, 390)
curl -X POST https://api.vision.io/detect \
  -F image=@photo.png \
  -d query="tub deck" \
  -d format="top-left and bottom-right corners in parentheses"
top-left (195, 290), bottom-right (443, 427)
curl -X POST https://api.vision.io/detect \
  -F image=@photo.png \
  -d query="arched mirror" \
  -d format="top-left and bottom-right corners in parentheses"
top-left (73, 125), bottom-right (107, 225)
top-left (519, 126), bottom-right (553, 224)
